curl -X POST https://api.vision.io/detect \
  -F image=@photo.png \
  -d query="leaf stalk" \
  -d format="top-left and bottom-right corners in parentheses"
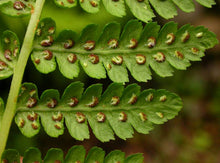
top-left (0, 0), bottom-right (45, 157)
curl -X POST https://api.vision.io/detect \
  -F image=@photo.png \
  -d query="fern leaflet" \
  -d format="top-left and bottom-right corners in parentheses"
top-left (1, 145), bottom-right (144, 163)
top-left (0, 0), bottom-right (35, 16)
top-left (0, 31), bottom-right (20, 80)
top-left (14, 82), bottom-right (183, 142)
top-left (31, 18), bottom-right (218, 83)
top-left (0, 0), bottom-right (216, 20)
top-left (54, 0), bottom-right (216, 22)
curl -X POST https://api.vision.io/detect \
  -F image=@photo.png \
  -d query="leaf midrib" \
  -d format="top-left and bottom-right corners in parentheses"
top-left (32, 43), bottom-right (204, 55)
top-left (16, 103), bottom-right (181, 113)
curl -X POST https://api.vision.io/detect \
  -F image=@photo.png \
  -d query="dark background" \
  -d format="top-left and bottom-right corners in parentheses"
top-left (0, 0), bottom-right (219, 162)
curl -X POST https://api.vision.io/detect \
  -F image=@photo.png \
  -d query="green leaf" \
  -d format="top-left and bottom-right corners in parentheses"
top-left (79, 0), bottom-right (100, 13)
top-left (104, 150), bottom-right (125, 163)
top-left (23, 148), bottom-right (42, 163)
top-left (55, 30), bottom-right (79, 79)
top-left (172, 0), bottom-right (195, 12)
top-left (100, 83), bottom-right (134, 140)
top-left (102, 0), bottom-right (126, 17)
top-left (32, 18), bottom-right (57, 74)
top-left (52, 0), bottom-right (216, 22)
top-left (0, 0), bottom-right (10, 5)
top-left (31, 18), bottom-right (218, 82)
top-left (62, 82), bottom-right (90, 141)
top-left (0, 30), bottom-right (20, 80)
top-left (1, 149), bottom-right (20, 163)
top-left (15, 83), bottom-right (40, 137)
top-left (149, 0), bottom-right (177, 19)
top-left (0, 0), bottom-right (35, 16)
top-left (39, 89), bottom-right (64, 138)
top-left (54, 0), bottom-right (77, 8)
top-left (44, 148), bottom-right (64, 163)
top-left (85, 147), bottom-right (105, 163)
top-left (1, 146), bottom-right (143, 163)
top-left (15, 82), bottom-right (183, 142)
top-left (125, 153), bottom-right (144, 163)
top-left (65, 146), bottom-right (86, 163)
top-left (196, 0), bottom-right (216, 8)
top-left (125, 0), bottom-right (155, 22)
top-left (0, 0), bottom-right (216, 19)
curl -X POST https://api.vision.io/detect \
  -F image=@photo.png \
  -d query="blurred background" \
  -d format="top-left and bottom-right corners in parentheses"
top-left (0, 0), bottom-right (219, 162)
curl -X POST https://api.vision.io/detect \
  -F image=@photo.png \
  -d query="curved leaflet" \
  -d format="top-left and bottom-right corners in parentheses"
top-left (54, 0), bottom-right (216, 22)
top-left (0, 0), bottom-right (216, 20)
top-left (31, 18), bottom-right (218, 83)
top-left (0, 0), bottom-right (35, 16)
top-left (0, 30), bottom-right (20, 80)
top-left (1, 145), bottom-right (144, 163)
top-left (15, 82), bottom-right (183, 142)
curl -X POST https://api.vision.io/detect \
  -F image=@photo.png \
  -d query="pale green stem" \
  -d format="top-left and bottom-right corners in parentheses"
top-left (0, 0), bottom-right (45, 157)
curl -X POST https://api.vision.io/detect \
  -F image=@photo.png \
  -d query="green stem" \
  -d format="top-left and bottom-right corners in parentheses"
top-left (0, 0), bottom-right (45, 157)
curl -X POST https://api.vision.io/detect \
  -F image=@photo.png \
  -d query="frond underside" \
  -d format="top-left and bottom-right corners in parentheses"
top-left (31, 18), bottom-right (218, 82)
top-left (1, 145), bottom-right (144, 163)
top-left (15, 82), bottom-right (183, 141)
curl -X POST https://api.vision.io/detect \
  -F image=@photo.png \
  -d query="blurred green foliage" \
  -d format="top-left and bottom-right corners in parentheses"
top-left (0, 0), bottom-right (219, 162)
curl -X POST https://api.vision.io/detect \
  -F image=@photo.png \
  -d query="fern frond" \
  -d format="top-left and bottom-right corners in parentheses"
top-left (0, 0), bottom-right (35, 16)
top-left (0, 0), bottom-right (216, 19)
top-left (195, 0), bottom-right (216, 7)
top-left (0, 31), bottom-right (20, 80)
top-left (1, 145), bottom-right (144, 163)
top-left (15, 82), bottom-right (182, 142)
top-left (54, 0), bottom-right (216, 22)
top-left (31, 18), bottom-right (218, 83)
